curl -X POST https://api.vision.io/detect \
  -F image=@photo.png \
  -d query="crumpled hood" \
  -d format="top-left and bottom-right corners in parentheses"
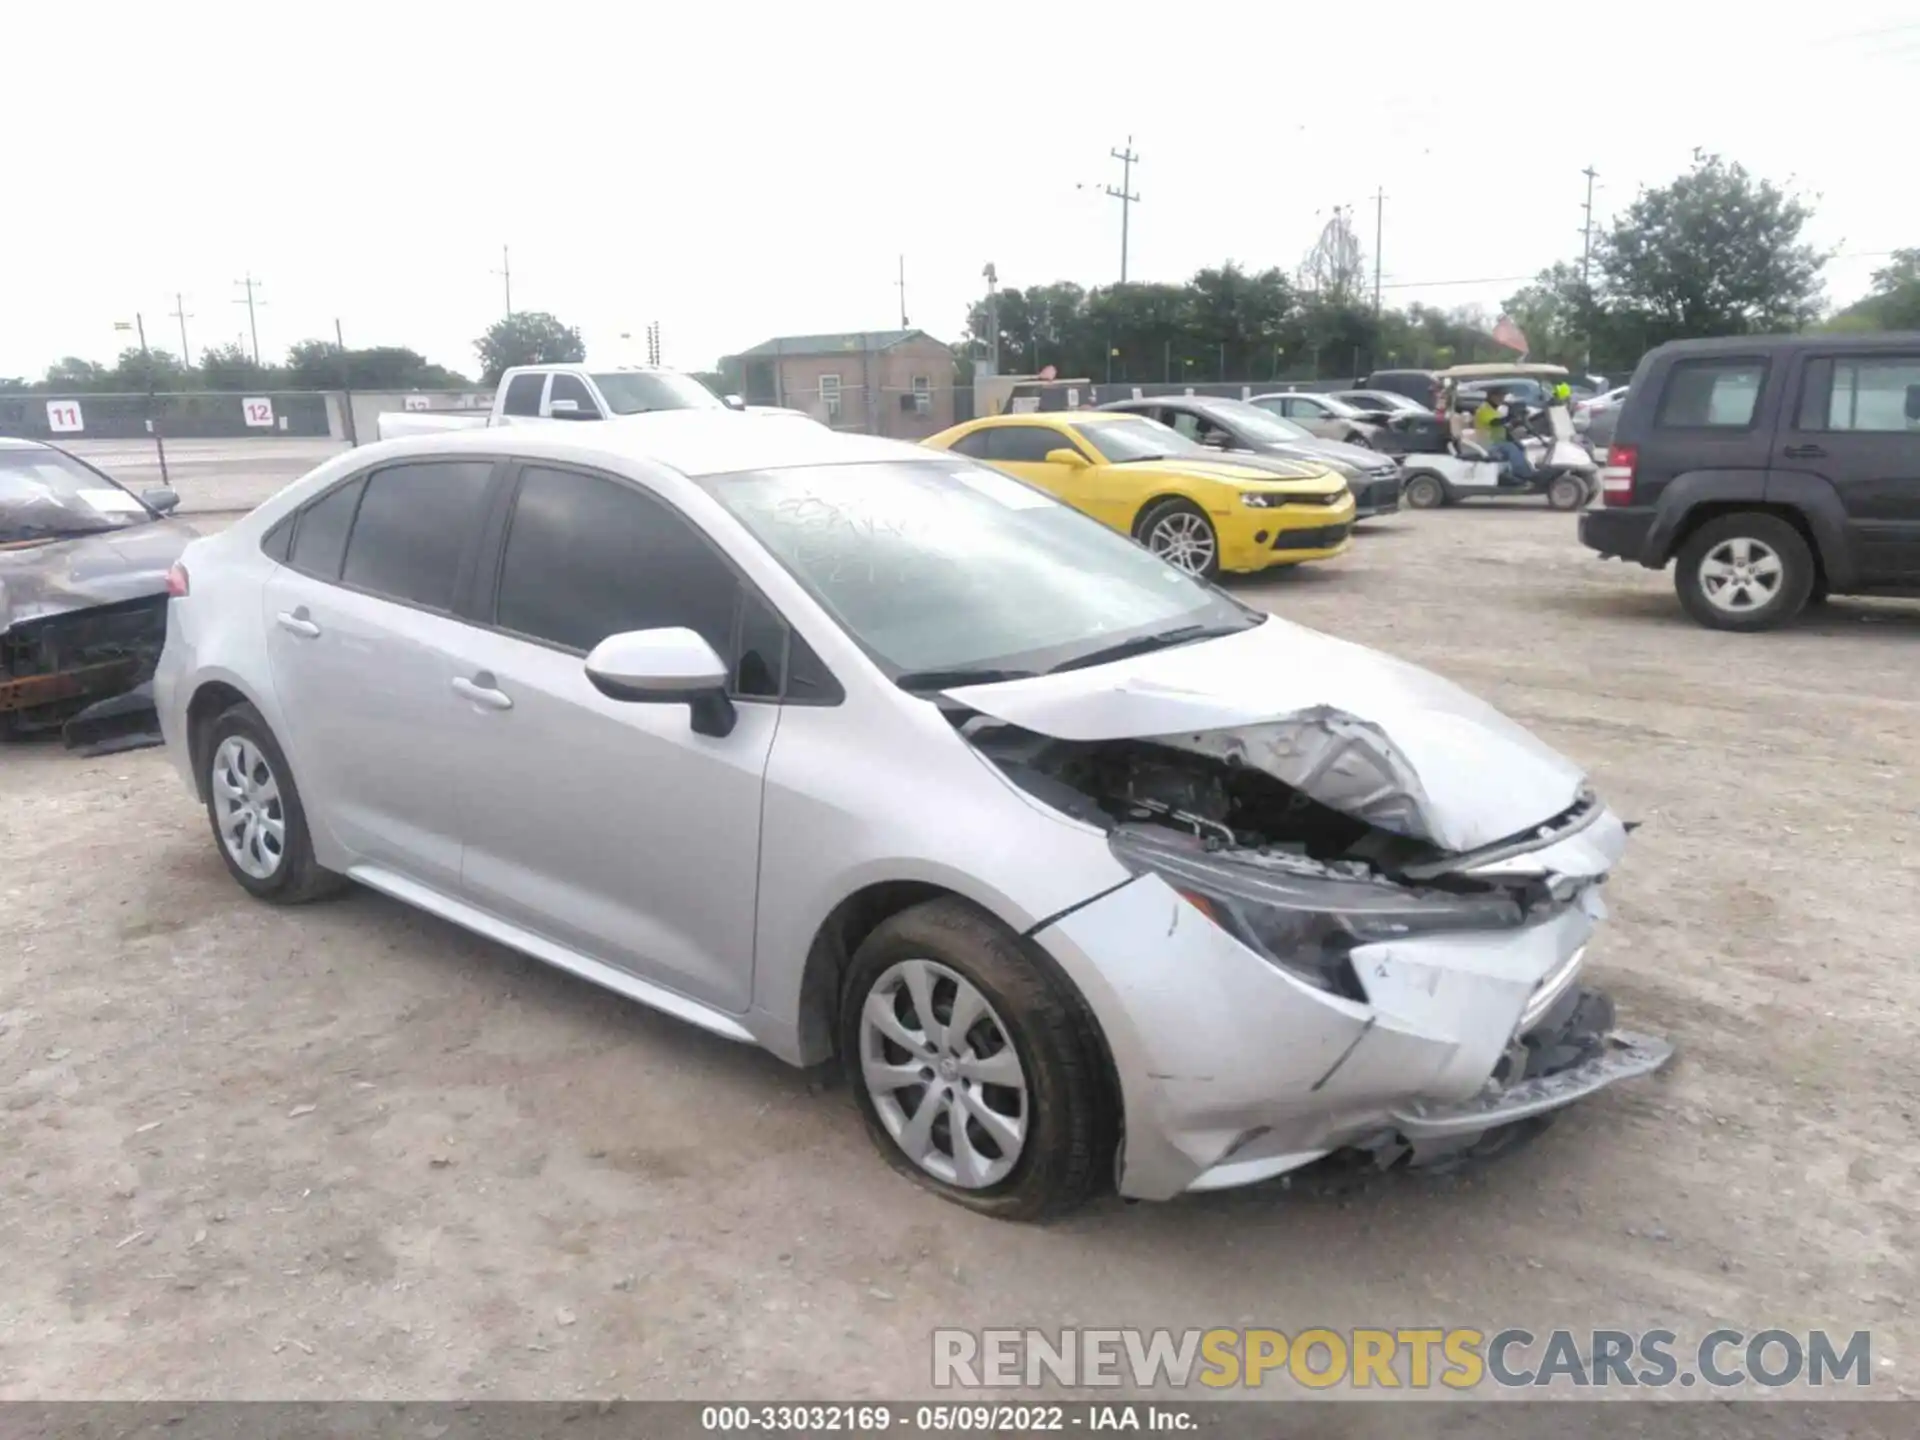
top-left (0, 520), bottom-right (197, 634)
top-left (945, 616), bottom-right (1587, 853)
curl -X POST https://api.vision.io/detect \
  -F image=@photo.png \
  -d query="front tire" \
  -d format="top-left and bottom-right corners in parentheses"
top-left (839, 898), bottom-right (1115, 1222)
top-left (1136, 498), bottom-right (1222, 580)
top-left (202, 702), bottom-right (345, 903)
top-left (1403, 472), bottom-right (1447, 509)
top-left (1674, 512), bottom-right (1814, 632)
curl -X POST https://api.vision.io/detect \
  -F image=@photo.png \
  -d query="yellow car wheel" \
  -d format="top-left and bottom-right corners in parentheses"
top-left (1136, 499), bottom-right (1220, 580)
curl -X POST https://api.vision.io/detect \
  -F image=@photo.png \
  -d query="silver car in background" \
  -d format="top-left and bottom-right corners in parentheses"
top-left (154, 414), bottom-right (1670, 1220)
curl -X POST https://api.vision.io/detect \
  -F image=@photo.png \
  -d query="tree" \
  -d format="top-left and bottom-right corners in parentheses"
top-left (1298, 208), bottom-right (1368, 307)
top-left (1827, 249), bottom-right (1920, 332)
top-left (1598, 150), bottom-right (1828, 346)
top-left (107, 345), bottom-right (187, 393)
top-left (286, 339), bottom-right (470, 390)
top-left (43, 356), bottom-right (111, 391)
top-left (475, 311), bottom-right (584, 383)
top-left (201, 341), bottom-right (275, 392)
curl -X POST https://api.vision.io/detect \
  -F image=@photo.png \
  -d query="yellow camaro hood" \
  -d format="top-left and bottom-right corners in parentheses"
top-left (1131, 457), bottom-right (1346, 493)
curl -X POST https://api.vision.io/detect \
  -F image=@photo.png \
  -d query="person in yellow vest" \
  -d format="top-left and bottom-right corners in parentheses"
top-left (1475, 387), bottom-right (1538, 481)
top-left (1552, 381), bottom-right (1572, 406)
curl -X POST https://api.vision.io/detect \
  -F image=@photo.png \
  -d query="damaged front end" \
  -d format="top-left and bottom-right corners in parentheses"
top-left (947, 670), bottom-right (1672, 1199)
top-left (1, 594), bottom-right (169, 749)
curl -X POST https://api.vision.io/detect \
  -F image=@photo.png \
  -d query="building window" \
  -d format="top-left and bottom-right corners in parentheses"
top-left (818, 374), bottom-right (842, 421)
top-left (912, 375), bottom-right (932, 415)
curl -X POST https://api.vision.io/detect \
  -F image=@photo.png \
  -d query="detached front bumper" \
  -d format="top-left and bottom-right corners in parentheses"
top-left (1034, 810), bottom-right (1672, 1200)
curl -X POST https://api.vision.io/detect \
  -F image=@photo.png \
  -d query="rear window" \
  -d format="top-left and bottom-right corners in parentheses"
top-left (1796, 354), bottom-right (1920, 433)
top-left (1655, 359), bottom-right (1765, 429)
top-left (339, 461), bottom-right (494, 610)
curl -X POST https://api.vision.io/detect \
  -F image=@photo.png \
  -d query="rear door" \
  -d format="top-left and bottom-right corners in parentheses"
top-left (262, 458), bottom-right (500, 891)
top-left (495, 372), bottom-right (548, 427)
top-left (1775, 349), bottom-right (1920, 582)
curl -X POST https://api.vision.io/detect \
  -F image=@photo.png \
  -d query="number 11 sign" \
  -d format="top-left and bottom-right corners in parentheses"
top-left (46, 400), bottom-right (85, 433)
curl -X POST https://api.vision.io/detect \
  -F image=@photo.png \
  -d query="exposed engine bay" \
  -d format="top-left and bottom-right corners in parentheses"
top-left (0, 594), bottom-right (168, 741)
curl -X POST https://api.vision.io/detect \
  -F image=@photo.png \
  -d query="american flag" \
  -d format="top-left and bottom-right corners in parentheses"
top-left (1491, 315), bottom-right (1530, 355)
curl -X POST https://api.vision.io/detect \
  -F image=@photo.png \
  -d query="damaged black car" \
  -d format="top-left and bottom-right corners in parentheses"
top-left (0, 436), bottom-right (192, 752)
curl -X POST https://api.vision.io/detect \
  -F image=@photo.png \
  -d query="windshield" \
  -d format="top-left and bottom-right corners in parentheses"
top-left (1198, 399), bottom-right (1316, 443)
top-left (702, 459), bottom-right (1260, 679)
top-left (1072, 417), bottom-right (1203, 463)
top-left (590, 371), bottom-right (726, 415)
top-left (0, 447), bottom-right (153, 544)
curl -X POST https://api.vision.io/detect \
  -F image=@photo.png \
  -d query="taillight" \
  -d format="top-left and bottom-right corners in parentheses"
top-left (166, 562), bottom-right (190, 598)
top-left (1601, 444), bottom-right (1638, 507)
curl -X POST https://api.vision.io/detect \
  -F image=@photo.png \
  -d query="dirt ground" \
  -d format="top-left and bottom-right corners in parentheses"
top-left (2, 501), bottom-right (1916, 1406)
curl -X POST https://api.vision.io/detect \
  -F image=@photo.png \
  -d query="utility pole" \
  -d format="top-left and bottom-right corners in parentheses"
top-left (233, 274), bottom-right (263, 364)
top-left (495, 245), bottom-right (513, 319)
top-left (982, 263), bottom-right (1000, 376)
top-left (896, 254), bottom-right (908, 328)
top-left (1105, 137), bottom-right (1141, 283)
top-left (1370, 188), bottom-right (1386, 313)
top-left (1579, 165), bottom-right (1600, 371)
top-left (119, 315), bottom-right (171, 486)
top-left (336, 318), bottom-right (358, 446)
top-left (171, 293), bottom-right (194, 370)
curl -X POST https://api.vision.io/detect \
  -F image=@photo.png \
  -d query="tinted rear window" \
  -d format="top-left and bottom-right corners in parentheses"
top-left (1656, 359), bottom-right (1765, 429)
top-left (340, 461), bottom-right (493, 609)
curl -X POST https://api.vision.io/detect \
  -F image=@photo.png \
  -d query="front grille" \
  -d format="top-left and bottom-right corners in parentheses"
top-left (1273, 523), bottom-right (1351, 551)
top-left (1287, 490), bottom-right (1347, 507)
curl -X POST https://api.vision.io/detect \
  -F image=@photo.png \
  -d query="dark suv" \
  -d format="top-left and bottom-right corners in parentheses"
top-left (1579, 333), bottom-right (1920, 630)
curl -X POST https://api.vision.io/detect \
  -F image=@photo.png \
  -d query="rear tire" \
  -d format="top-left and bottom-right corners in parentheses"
top-left (1674, 512), bottom-right (1814, 632)
top-left (1403, 472), bottom-right (1447, 510)
top-left (1546, 475), bottom-right (1586, 511)
top-left (202, 703), bottom-right (345, 903)
top-left (839, 898), bottom-right (1115, 1222)
top-left (1136, 498), bottom-right (1222, 580)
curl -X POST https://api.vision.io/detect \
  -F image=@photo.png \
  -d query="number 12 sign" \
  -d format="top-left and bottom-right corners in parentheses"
top-left (242, 397), bottom-right (276, 428)
top-left (46, 400), bottom-right (85, 433)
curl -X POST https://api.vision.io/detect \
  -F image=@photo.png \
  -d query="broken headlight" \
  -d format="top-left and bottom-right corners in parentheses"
top-left (1108, 825), bottom-right (1526, 999)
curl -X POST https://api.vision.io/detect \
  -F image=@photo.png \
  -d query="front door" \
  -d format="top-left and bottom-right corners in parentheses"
top-left (1775, 351), bottom-right (1920, 582)
top-left (261, 459), bottom-right (499, 892)
top-left (446, 463), bottom-right (776, 1012)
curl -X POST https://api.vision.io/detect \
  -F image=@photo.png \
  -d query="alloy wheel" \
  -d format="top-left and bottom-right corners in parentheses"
top-left (1698, 536), bottom-right (1784, 615)
top-left (211, 735), bottom-right (286, 879)
top-left (1145, 511), bottom-right (1217, 575)
top-left (859, 958), bottom-right (1028, 1189)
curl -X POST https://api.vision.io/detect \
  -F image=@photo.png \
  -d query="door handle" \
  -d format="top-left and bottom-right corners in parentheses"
top-left (275, 610), bottom-right (321, 639)
top-left (1782, 443), bottom-right (1826, 459)
top-left (452, 673), bottom-right (513, 711)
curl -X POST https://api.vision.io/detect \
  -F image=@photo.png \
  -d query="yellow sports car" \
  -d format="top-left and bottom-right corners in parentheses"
top-left (922, 412), bottom-right (1354, 579)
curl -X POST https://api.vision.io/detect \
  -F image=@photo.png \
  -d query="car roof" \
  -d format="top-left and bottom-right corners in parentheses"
top-left (1097, 396), bottom-right (1231, 413)
top-left (1646, 330), bottom-right (1920, 357)
top-left (0, 436), bottom-right (55, 452)
top-left (347, 410), bottom-right (926, 479)
top-left (966, 411), bottom-right (1126, 426)
top-left (1438, 363), bottom-right (1568, 379)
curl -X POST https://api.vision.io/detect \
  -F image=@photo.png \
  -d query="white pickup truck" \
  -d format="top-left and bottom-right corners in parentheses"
top-left (376, 364), bottom-right (749, 441)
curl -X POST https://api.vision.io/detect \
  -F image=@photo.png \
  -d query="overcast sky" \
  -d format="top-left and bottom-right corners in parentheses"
top-left (6, 3), bottom-right (1916, 381)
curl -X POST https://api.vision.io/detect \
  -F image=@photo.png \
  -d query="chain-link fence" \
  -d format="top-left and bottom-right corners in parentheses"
top-left (0, 390), bottom-right (335, 441)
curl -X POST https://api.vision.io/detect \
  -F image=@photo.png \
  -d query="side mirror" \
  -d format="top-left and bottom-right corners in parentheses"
top-left (1043, 447), bottom-right (1089, 468)
top-left (724, 394), bottom-right (747, 411)
top-left (584, 627), bottom-right (736, 737)
top-left (141, 486), bottom-right (180, 515)
top-left (1198, 431), bottom-right (1229, 449)
top-left (549, 399), bottom-right (600, 419)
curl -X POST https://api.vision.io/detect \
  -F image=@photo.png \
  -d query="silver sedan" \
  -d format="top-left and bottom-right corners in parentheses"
top-left (154, 414), bottom-right (1669, 1219)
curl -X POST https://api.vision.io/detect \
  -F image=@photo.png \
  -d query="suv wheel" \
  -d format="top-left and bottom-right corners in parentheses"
top-left (839, 897), bottom-right (1115, 1221)
top-left (1674, 513), bottom-right (1815, 632)
top-left (202, 702), bottom-right (345, 902)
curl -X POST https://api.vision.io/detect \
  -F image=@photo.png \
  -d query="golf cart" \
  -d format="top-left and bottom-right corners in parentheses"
top-left (1397, 363), bottom-right (1600, 512)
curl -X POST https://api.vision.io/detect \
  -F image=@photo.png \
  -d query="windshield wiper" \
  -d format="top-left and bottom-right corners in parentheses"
top-left (894, 666), bottom-right (1039, 692)
top-left (1048, 621), bottom-right (1252, 675)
